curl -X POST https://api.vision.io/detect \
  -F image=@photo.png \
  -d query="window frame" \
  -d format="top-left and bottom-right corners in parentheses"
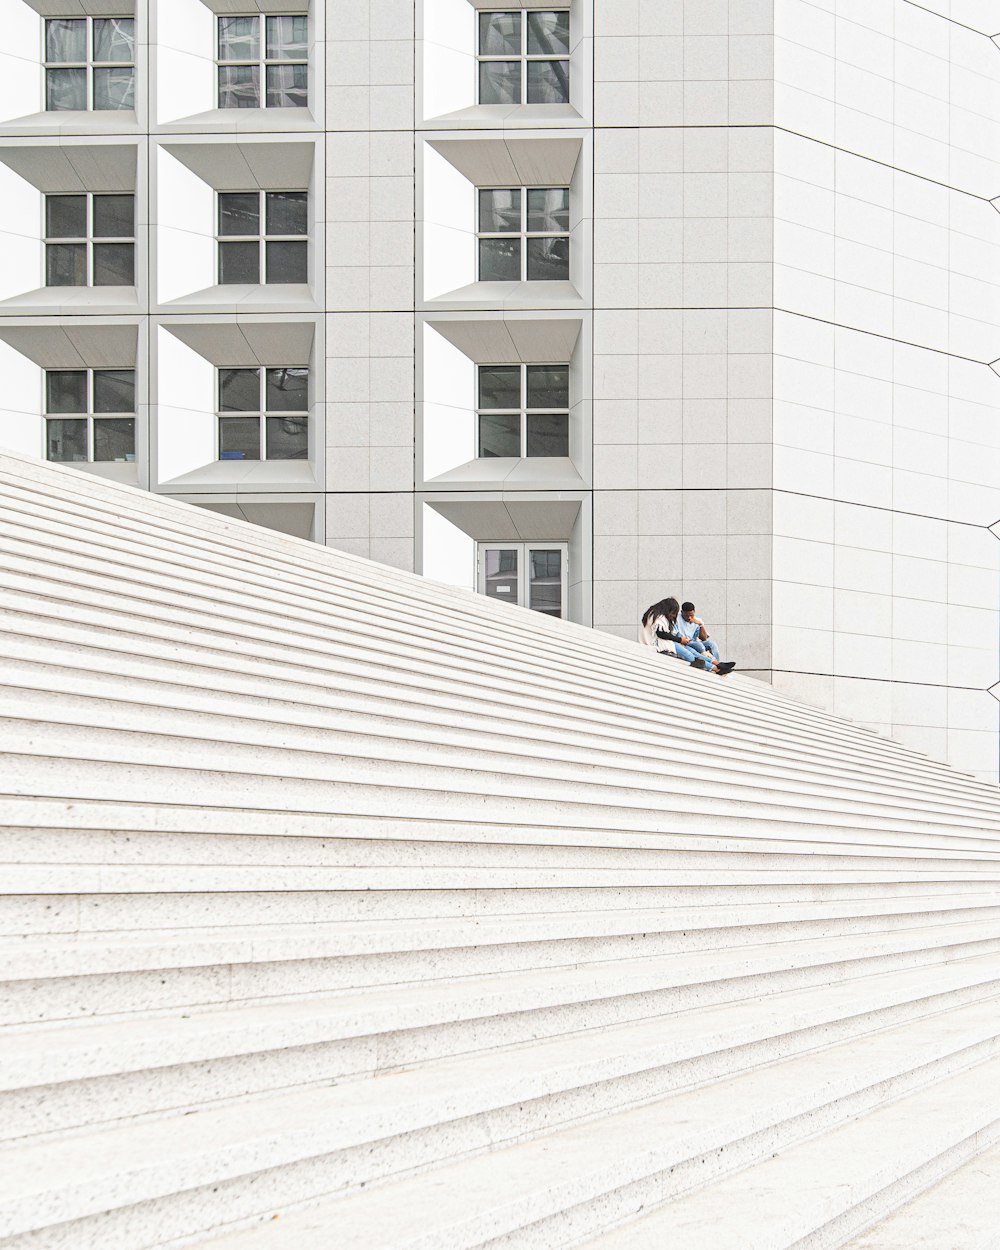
top-left (44, 191), bottom-right (136, 288)
top-left (477, 185), bottom-right (571, 283)
top-left (43, 16), bottom-right (136, 112)
top-left (476, 362), bottom-right (570, 459)
top-left (476, 8), bottom-right (570, 106)
top-left (216, 190), bottom-right (309, 286)
top-left (216, 13), bottom-right (310, 110)
top-left (216, 365), bottom-right (310, 462)
top-left (43, 366), bottom-right (137, 464)
top-left (476, 541), bottom-right (569, 618)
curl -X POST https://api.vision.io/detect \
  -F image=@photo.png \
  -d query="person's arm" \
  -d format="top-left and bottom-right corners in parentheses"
top-left (696, 619), bottom-right (709, 642)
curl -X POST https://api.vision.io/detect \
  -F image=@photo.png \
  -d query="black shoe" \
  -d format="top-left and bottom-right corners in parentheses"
top-left (689, 657), bottom-right (709, 670)
top-left (716, 661), bottom-right (736, 675)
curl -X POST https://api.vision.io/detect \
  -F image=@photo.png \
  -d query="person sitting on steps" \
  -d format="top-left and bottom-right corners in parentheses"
top-left (641, 597), bottom-right (736, 675)
top-left (676, 600), bottom-right (721, 665)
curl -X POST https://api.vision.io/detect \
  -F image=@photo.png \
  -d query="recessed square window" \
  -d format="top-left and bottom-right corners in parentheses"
top-left (45, 367), bottom-right (136, 463)
top-left (477, 9), bottom-right (569, 105)
top-left (44, 17), bottom-right (135, 112)
top-left (217, 191), bottom-right (309, 286)
top-left (217, 14), bottom-right (308, 109)
top-left (45, 192), bottom-right (135, 287)
top-left (478, 186), bottom-right (570, 282)
top-left (217, 366), bottom-right (309, 460)
top-left (477, 363), bottom-right (569, 458)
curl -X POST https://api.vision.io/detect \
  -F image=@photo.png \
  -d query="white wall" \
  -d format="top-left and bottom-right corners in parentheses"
top-left (155, 327), bottom-right (215, 482)
top-left (0, 2), bottom-right (42, 122)
top-left (0, 341), bottom-right (42, 457)
top-left (155, 149), bottom-right (215, 302)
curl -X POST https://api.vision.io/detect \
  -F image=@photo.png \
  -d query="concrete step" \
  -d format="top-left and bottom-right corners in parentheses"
top-left (837, 1136), bottom-right (1000, 1249)
top-left (0, 547), bottom-right (985, 810)
top-left (578, 1057), bottom-right (1000, 1250)
top-left (5, 907), bottom-right (1000, 1026)
top-left (64, 1006), bottom-right (1000, 1250)
top-left (6, 720), bottom-right (998, 851)
top-left (3, 658), bottom-right (998, 835)
top-left (6, 896), bottom-right (999, 982)
top-left (0, 477), bottom-right (969, 785)
top-left (1, 645), bottom-right (990, 830)
top-left (5, 948), bottom-right (1000, 1146)
top-left (0, 470), bottom-right (965, 771)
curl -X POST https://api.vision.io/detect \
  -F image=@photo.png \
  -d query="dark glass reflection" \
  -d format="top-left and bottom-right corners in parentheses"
top-left (526, 412), bottom-right (569, 456)
top-left (266, 415), bottom-right (308, 459)
top-left (526, 364), bottom-right (569, 409)
top-left (94, 369), bottom-right (136, 414)
top-left (46, 370), bottom-right (88, 414)
top-left (218, 416), bottom-right (260, 460)
top-left (479, 411), bottom-right (520, 458)
top-left (93, 418), bottom-right (135, 461)
top-left (266, 367), bottom-right (308, 411)
top-left (220, 368), bottom-right (261, 412)
top-left (46, 195), bottom-right (87, 239)
top-left (478, 364), bottom-right (520, 409)
top-left (46, 419), bottom-right (88, 462)
top-left (479, 188), bottom-right (520, 233)
top-left (93, 194), bottom-right (134, 238)
top-left (219, 193), bottom-right (260, 236)
top-left (526, 236), bottom-right (569, 281)
top-left (266, 191), bottom-right (308, 235)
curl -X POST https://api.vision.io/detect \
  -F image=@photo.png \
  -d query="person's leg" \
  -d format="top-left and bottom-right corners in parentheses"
top-left (704, 638), bottom-right (721, 662)
top-left (686, 638), bottom-right (707, 654)
top-left (673, 641), bottom-right (710, 668)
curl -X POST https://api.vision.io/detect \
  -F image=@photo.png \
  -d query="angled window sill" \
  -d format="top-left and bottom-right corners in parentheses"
top-left (157, 107), bottom-right (320, 133)
top-left (158, 284), bottom-right (316, 314)
top-left (0, 286), bottom-right (139, 314)
top-left (423, 280), bottom-right (583, 312)
top-left (424, 456), bottom-right (584, 491)
top-left (0, 110), bottom-right (140, 136)
top-left (422, 104), bottom-right (584, 129)
top-left (158, 460), bottom-right (316, 491)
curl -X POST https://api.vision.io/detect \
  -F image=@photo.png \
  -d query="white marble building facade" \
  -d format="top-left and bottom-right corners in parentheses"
top-left (0, 0), bottom-right (997, 780)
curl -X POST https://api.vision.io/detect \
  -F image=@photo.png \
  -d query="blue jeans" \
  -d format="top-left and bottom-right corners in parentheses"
top-left (687, 637), bottom-right (721, 662)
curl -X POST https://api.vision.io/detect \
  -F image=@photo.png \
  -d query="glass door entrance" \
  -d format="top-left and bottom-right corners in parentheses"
top-left (478, 543), bottom-right (567, 619)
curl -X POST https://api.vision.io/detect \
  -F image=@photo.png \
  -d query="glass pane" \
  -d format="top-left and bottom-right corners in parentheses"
top-left (219, 417), bottom-right (260, 460)
top-left (266, 191), bottom-right (308, 235)
top-left (479, 61), bottom-right (520, 105)
top-left (526, 235), bottom-right (569, 281)
top-left (479, 411), bottom-right (520, 458)
top-left (93, 67), bottom-right (135, 110)
top-left (479, 188), bottom-right (520, 233)
top-left (93, 243), bottom-right (134, 285)
top-left (526, 412), bottom-right (568, 456)
top-left (527, 11), bottom-right (570, 55)
top-left (479, 237), bottom-right (520, 282)
top-left (94, 369), bottom-right (136, 413)
top-left (266, 15), bottom-right (308, 60)
top-left (46, 371), bottom-right (87, 414)
top-left (266, 415), bottom-right (308, 459)
top-left (484, 548), bottom-right (518, 602)
top-left (46, 19), bottom-right (86, 64)
top-left (527, 187), bottom-right (570, 232)
top-left (218, 16), bottom-right (260, 61)
top-left (46, 243), bottom-right (87, 286)
top-left (266, 64), bottom-right (308, 108)
top-left (219, 64), bottom-right (261, 108)
top-left (219, 193), bottom-right (260, 236)
top-left (46, 195), bottom-right (87, 239)
top-left (46, 68), bottom-right (87, 111)
top-left (479, 12), bottom-right (520, 55)
top-left (266, 240), bottom-right (307, 283)
top-left (93, 195), bottom-right (134, 238)
top-left (527, 59), bottom-right (570, 104)
top-left (219, 241), bottom-right (260, 284)
top-left (93, 19), bottom-right (135, 63)
top-left (46, 419), bottom-right (88, 463)
top-left (266, 367), bottom-right (308, 412)
top-left (220, 368), bottom-right (260, 412)
top-left (529, 549), bottom-right (562, 616)
top-left (93, 418), bottom-right (135, 462)
top-left (526, 364), bottom-right (569, 408)
top-left (478, 364), bottom-right (520, 410)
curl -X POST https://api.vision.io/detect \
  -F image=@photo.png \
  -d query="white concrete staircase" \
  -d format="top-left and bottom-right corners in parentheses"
top-left (1, 446), bottom-right (999, 1249)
